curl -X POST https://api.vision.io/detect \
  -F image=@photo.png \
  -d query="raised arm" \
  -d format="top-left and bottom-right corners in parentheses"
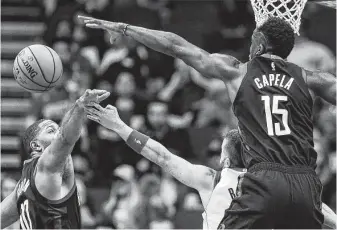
top-left (85, 104), bottom-right (216, 192)
top-left (79, 15), bottom-right (241, 81)
top-left (305, 69), bottom-right (336, 105)
top-left (1, 184), bottom-right (19, 229)
top-left (35, 90), bottom-right (110, 199)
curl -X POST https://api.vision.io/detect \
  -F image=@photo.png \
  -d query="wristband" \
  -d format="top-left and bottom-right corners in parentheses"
top-left (122, 24), bottom-right (129, 36)
top-left (126, 130), bottom-right (149, 153)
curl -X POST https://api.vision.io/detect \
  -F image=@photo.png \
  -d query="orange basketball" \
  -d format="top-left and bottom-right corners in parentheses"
top-left (13, 44), bottom-right (63, 92)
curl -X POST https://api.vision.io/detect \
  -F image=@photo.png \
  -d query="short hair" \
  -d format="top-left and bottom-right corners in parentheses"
top-left (222, 129), bottom-right (244, 168)
top-left (257, 17), bottom-right (295, 59)
top-left (22, 119), bottom-right (46, 156)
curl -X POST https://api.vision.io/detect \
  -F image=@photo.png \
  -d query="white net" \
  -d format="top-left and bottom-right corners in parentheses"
top-left (250, 0), bottom-right (308, 35)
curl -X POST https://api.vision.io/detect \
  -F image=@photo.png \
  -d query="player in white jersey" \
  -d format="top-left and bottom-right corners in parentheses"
top-left (84, 103), bottom-right (336, 229)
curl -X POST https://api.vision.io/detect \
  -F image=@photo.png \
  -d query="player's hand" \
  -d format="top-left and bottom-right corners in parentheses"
top-left (77, 89), bottom-right (110, 108)
top-left (85, 103), bottom-right (122, 131)
top-left (78, 15), bottom-right (123, 44)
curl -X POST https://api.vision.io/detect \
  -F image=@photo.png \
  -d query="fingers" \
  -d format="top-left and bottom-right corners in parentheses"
top-left (91, 103), bottom-right (104, 111)
top-left (97, 92), bottom-right (111, 102)
top-left (79, 15), bottom-right (117, 32)
top-left (83, 19), bottom-right (101, 24)
top-left (78, 15), bottom-right (96, 21)
top-left (87, 115), bottom-right (100, 123)
top-left (91, 89), bottom-right (109, 95)
top-left (81, 89), bottom-right (110, 104)
top-left (106, 104), bottom-right (115, 110)
top-left (84, 107), bottom-right (100, 116)
top-left (86, 24), bottom-right (102, 29)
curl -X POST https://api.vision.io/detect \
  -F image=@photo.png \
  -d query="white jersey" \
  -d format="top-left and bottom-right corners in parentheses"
top-left (202, 168), bottom-right (246, 230)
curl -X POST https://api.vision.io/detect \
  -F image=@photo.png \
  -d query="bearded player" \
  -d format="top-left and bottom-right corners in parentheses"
top-left (85, 103), bottom-right (337, 229)
top-left (0, 89), bottom-right (110, 229)
top-left (80, 14), bottom-right (336, 228)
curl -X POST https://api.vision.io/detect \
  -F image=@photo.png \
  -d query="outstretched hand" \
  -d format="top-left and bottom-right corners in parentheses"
top-left (85, 103), bottom-right (122, 131)
top-left (77, 89), bottom-right (110, 108)
top-left (78, 15), bottom-right (123, 44)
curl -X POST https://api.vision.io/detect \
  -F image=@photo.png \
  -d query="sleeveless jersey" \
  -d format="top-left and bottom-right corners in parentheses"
top-left (233, 56), bottom-right (316, 169)
top-left (16, 157), bottom-right (81, 229)
top-left (202, 168), bottom-right (246, 230)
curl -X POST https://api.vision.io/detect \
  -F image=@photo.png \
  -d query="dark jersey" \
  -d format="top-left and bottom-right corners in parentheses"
top-left (233, 56), bottom-right (316, 169)
top-left (16, 157), bottom-right (81, 229)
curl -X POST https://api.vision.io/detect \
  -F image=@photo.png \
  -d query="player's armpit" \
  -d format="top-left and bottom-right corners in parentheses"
top-left (306, 69), bottom-right (336, 105)
top-left (0, 184), bottom-right (19, 229)
top-left (142, 139), bottom-right (216, 192)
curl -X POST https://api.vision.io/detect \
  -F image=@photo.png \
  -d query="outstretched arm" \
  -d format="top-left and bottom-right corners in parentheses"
top-left (79, 15), bottom-right (241, 81)
top-left (35, 90), bottom-right (110, 199)
top-left (1, 185), bottom-right (19, 229)
top-left (322, 202), bottom-right (336, 229)
top-left (305, 69), bottom-right (336, 105)
top-left (85, 104), bottom-right (216, 192)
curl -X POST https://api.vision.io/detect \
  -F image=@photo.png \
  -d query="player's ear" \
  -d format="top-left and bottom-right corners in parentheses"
top-left (30, 141), bottom-right (42, 152)
top-left (224, 158), bottom-right (231, 168)
top-left (256, 44), bottom-right (265, 56)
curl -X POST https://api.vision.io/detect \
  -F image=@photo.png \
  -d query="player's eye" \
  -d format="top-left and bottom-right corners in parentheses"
top-left (48, 129), bottom-right (55, 133)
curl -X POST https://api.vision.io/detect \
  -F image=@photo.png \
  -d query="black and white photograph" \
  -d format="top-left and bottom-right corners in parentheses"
top-left (0, 0), bottom-right (336, 229)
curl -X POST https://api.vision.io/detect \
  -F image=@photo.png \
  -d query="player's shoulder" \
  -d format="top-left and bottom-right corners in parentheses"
top-left (210, 53), bottom-right (243, 68)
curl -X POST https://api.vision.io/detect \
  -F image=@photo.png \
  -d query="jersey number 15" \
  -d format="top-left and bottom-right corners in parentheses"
top-left (261, 95), bottom-right (291, 136)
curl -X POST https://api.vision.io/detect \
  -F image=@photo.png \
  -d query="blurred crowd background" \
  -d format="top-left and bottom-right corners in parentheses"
top-left (1, 0), bottom-right (336, 229)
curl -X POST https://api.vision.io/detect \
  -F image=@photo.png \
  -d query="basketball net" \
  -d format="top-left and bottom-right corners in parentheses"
top-left (250, 0), bottom-right (308, 35)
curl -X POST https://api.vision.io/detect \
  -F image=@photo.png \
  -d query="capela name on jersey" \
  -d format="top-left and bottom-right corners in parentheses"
top-left (254, 74), bottom-right (294, 90)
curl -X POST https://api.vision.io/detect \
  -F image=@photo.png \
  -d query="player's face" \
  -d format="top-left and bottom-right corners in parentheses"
top-left (35, 120), bottom-right (60, 148)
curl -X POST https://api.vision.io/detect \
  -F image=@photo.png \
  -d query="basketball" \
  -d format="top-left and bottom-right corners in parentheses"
top-left (12, 44), bottom-right (63, 92)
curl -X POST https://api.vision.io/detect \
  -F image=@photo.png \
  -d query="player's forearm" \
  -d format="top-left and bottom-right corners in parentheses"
top-left (124, 25), bottom-right (190, 58)
top-left (0, 212), bottom-right (18, 229)
top-left (113, 121), bottom-right (170, 166)
top-left (123, 24), bottom-right (211, 74)
top-left (322, 202), bottom-right (336, 229)
top-left (0, 191), bottom-right (19, 229)
top-left (58, 101), bottom-right (85, 145)
top-left (112, 122), bottom-right (199, 187)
